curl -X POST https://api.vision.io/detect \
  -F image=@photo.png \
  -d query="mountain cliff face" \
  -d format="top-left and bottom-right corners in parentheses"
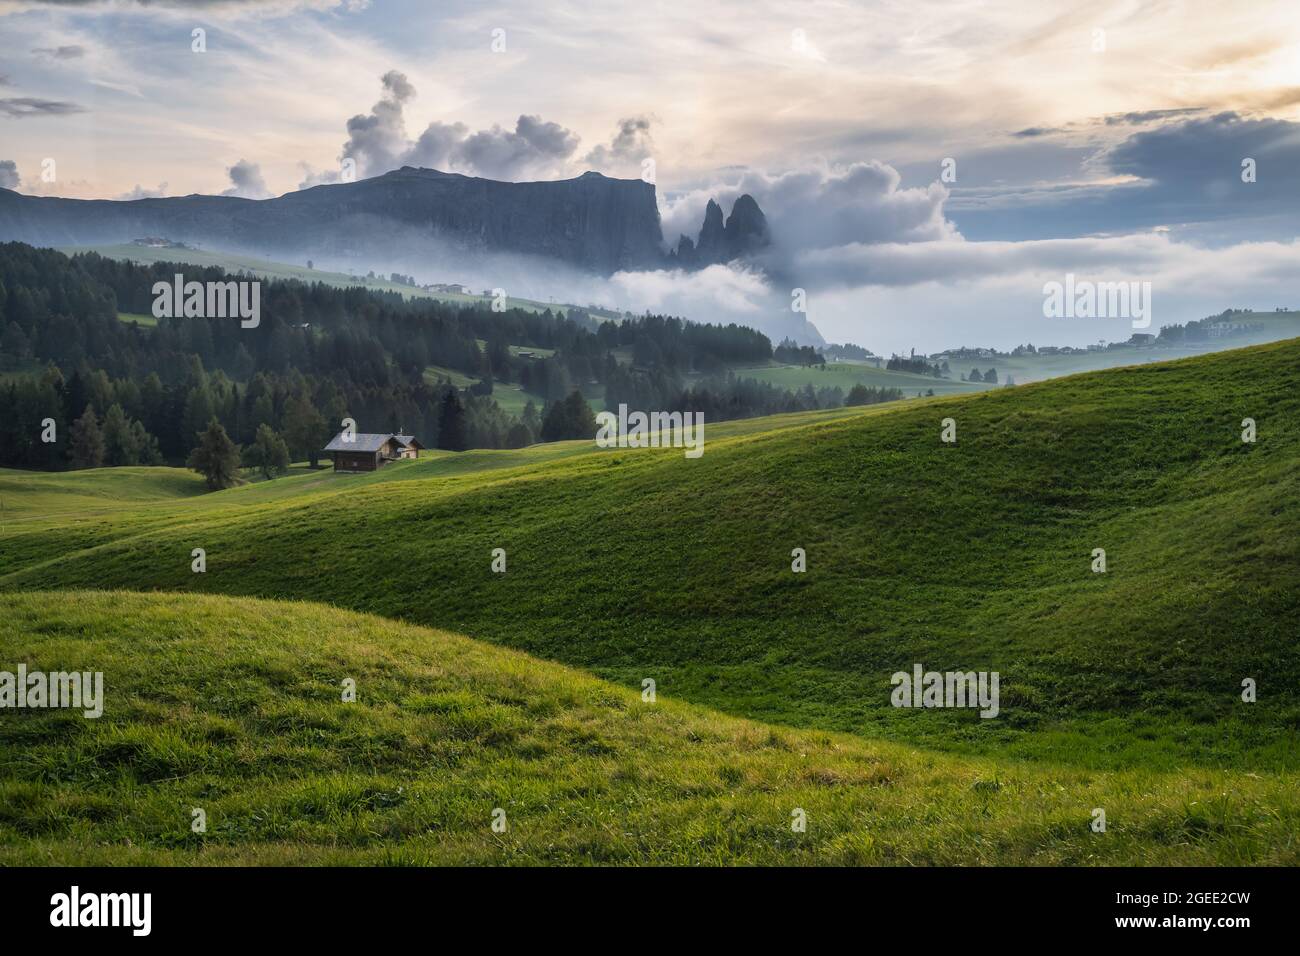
top-left (0, 168), bottom-right (667, 274)
top-left (0, 168), bottom-right (774, 277)
top-left (670, 194), bottom-right (771, 267)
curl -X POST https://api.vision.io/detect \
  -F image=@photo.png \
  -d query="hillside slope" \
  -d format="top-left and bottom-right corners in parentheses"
top-left (2, 341), bottom-right (1298, 768)
top-left (1, 590), bottom-right (1295, 865)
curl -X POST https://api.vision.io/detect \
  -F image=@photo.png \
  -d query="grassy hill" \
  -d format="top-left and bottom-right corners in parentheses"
top-left (3, 341), bottom-right (1297, 775)
top-left (2, 589), bottom-right (1295, 865)
top-left (730, 360), bottom-right (989, 396)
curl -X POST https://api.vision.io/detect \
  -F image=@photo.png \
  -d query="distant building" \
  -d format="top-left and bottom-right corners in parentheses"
top-left (323, 432), bottom-right (425, 472)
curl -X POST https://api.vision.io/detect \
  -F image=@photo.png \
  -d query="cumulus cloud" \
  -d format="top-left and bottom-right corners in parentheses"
top-left (584, 116), bottom-right (655, 173)
top-left (311, 71), bottom-right (581, 184)
top-left (642, 154), bottom-right (1300, 351)
top-left (665, 162), bottom-right (955, 253)
top-left (0, 160), bottom-right (20, 189)
top-left (461, 115), bottom-right (580, 181)
top-left (221, 159), bottom-right (272, 199)
top-left (335, 69), bottom-right (415, 177)
top-left (659, 160), bottom-right (957, 294)
top-left (117, 182), bottom-right (168, 200)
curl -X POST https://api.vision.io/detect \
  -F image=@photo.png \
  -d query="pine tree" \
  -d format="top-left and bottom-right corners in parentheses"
top-left (541, 390), bottom-right (596, 442)
top-left (101, 403), bottom-right (140, 466)
top-left (69, 405), bottom-right (105, 468)
top-left (437, 391), bottom-right (469, 451)
top-left (282, 394), bottom-right (327, 467)
top-left (243, 423), bottom-right (290, 479)
top-left (186, 419), bottom-right (242, 490)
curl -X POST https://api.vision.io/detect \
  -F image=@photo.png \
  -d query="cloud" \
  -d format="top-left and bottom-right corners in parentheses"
top-left (315, 71), bottom-right (582, 183)
top-left (32, 45), bottom-right (86, 59)
top-left (950, 110), bottom-right (1300, 243)
top-left (403, 120), bottom-right (468, 170)
top-left (335, 69), bottom-right (415, 177)
top-left (221, 159), bottom-right (271, 198)
top-left (0, 160), bottom-right (20, 189)
top-left (801, 233), bottom-right (1300, 353)
top-left (584, 116), bottom-right (655, 173)
top-left (7, 1), bottom-right (368, 12)
top-left (117, 182), bottom-right (168, 200)
top-left (661, 160), bottom-right (956, 287)
top-left (456, 115), bottom-right (580, 181)
top-left (609, 262), bottom-right (774, 319)
top-left (0, 96), bottom-right (87, 117)
top-left (1102, 108), bottom-right (1206, 127)
top-left (1100, 111), bottom-right (1300, 202)
top-left (91, 78), bottom-right (144, 97)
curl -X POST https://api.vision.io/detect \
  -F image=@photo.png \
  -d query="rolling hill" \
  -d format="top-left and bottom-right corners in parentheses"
top-left (2, 590), bottom-right (1295, 865)
top-left (3, 340), bottom-right (1297, 774)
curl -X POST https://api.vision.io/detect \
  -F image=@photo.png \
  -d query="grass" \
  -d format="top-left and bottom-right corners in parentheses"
top-left (733, 360), bottom-right (989, 396)
top-left (422, 365), bottom-right (479, 388)
top-left (2, 341), bottom-right (1297, 775)
top-left (0, 465), bottom-right (205, 518)
top-left (2, 589), bottom-right (1296, 865)
top-left (2, 341), bottom-right (1297, 865)
top-left (422, 365), bottom-right (544, 416)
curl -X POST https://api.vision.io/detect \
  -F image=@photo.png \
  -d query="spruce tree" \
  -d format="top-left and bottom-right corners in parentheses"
top-left (186, 419), bottom-right (242, 490)
top-left (69, 405), bottom-right (105, 468)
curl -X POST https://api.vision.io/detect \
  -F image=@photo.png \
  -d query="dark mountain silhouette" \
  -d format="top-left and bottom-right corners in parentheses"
top-left (0, 167), bottom-right (772, 276)
top-left (670, 194), bottom-right (771, 267)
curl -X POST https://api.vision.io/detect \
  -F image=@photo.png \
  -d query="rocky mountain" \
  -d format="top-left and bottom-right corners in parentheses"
top-left (669, 194), bottom-right (771, 268)
top-left (0, 168), bottom-right (667, 274)
top-left (0, 168), bottom-right (773, 277)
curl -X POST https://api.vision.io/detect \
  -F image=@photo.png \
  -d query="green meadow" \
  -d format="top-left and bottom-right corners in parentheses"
top-left (1, 340), bottom-right (1298, 863)
top-left (2, 590), bottom-right (1295, 865)
top-left (729, 359), bottom-right (990, 395)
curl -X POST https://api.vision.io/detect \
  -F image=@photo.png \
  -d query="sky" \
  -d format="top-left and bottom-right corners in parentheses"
top-left (2, 0), bottom-right (1300, 352)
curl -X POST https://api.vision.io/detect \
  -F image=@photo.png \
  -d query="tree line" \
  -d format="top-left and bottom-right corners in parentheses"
top-left (0, 242), bottom-right (917, 473)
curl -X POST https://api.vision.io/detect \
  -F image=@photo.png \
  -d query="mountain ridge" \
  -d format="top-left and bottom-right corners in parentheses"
top-left (0, 167), bottom-right (771, 277)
